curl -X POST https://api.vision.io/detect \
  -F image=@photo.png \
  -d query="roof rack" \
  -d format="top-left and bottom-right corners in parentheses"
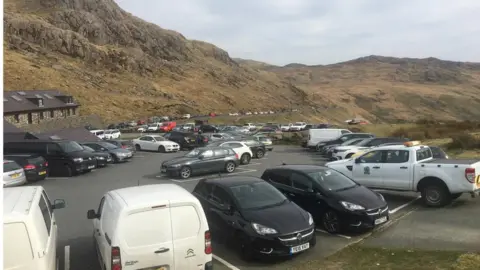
top-left (17, 91), bottom-right (26, 95)
top-left (35, 94), bottom-right (43, 98)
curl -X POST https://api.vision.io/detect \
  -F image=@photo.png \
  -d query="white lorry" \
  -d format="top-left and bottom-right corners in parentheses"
top-left (326, 141), bottom-right (480, 207)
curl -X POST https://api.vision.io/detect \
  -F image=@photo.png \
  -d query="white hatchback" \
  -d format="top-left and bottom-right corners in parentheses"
top-left (3, 160), bottom-right (27, 187)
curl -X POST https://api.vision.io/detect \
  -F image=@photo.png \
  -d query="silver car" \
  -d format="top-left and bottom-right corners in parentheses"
top-left (3, 160), bottom-right (27, 187)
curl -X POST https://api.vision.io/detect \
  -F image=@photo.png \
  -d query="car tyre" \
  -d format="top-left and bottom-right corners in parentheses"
top-left (158, 145), bottom-right (166, 153)
top-left (135, 144), bottom-right (141, 151)
top-left (322, 209), bottom-right (341, 234)
top-left (64, 165), bottom-right (73, 177)
top-left (309, 234), bottom-right (317, 247)
top-left (451, 193), bottom-right (462, 200)
top-left (421, 183), bottom-right (451, 207)
top-left (225, 161), bottom-right (236, 173)
top-left (107, 154), bottom-right (114, 163)
top-left (256, 150), bottom-right (265, 159)
top-left (112, 155), bottom-right (120, 163)
top-left (179, 166), bottom-right (192, 179)
top-left (240, 153), bottom-right (251, 165)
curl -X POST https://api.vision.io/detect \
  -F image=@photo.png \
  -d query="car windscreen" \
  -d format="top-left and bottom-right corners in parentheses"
top-left (58, 141), bottom-right (85, 153)
top-left (308, 169), bottom-right (357, 192)
top-left (151, 136), bottom-right (167, 141)
top-left (98, 142), bottom-right (118, 149)
top-left (105, 130), bottom-right (113, 134)
top-left (244, 140), bottom-right (260, 146)
top-left (3, 161), bottom-right (22, 172)
top-left (342, 138), bottom-right (365, 146)
top-left (82, 146), bottom-right (95, 152)
top-left (229, 181), bottom-right (287, 210)
top-left (356, 138), bottom-right (375, 146)
top-left (185, 149), bottom-right (201, 157)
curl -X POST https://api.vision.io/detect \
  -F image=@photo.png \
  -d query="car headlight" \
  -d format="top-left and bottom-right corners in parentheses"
top-left (170, 164), bottom-right (181, 168)
top-left (340, 201), bottom-right (365, 211)
top-left (251, 223), bottom-right (277, 235)
top-left (308, 212), bottom-right (313, 226)
top-left (117, 152), bottom-right (127, 156)
top-left (96, 156), bottom-right (105, 160)
top-left (73, 157), bottom-right (83, 163)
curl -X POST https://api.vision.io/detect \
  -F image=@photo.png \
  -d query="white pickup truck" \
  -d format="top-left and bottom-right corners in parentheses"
top-left (326, 142), bottom-right (480, 207)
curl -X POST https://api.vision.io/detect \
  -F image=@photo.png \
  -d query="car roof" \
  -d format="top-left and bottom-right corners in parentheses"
top-left (3, 186), bottom-right (41, 221)
top-left (205, 175), bottom-right (264, 187)
top-left (5, 139), bottom-right (71, 143)
top-left (267, 164), bottom-right (328, 173)
top-left (111, 184), bottom-right (195, 208)
top-left (4, 153), bottom-right (39, 157)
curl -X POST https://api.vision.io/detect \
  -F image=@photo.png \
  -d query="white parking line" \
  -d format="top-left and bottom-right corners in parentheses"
top-left (133, 155), bottom-right (145, 158)
top-left (47, 177), bottom-right (70, 180)
top-left (242, 162), bottom-right (262, 166)
top-left (315, 229), bottom-right (351, 239)
top-left (388, 196), bottom-right (421, 214)
top-left (213, 254), bottom-right (240, 270)
top-left (168, 169), bottom-right (258, 183)
top-left (64, 245), bottom-right (70, 270)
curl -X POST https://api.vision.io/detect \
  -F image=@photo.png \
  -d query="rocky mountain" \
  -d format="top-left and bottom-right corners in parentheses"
top-left (4, 0), bottom-right (310, 121)
top-left (237, 55), bottom-right (480, 121)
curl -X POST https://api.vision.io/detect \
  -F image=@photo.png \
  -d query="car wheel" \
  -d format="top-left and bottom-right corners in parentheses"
top-left (64, 165), bottom-right (73, 177)
top-left (107, 154), bottom-right (114, 163)
top-left (345, 153), bottom-right (354, 159)
top-left (421, 183), bottom-right (451, 207)
top-left (451, 193), bottom-right (462, 200)
top-left (158, 146), bottom-right (166, 153)
top-left (135, 144), bottom-right (141, 151)
top-left (225, 161), bottom-right (236, 173)
top-left (240, 153), bottom-right (251, 165)
top-left (322, 209), bottom-right (341, 234)
top-left (179, 166), bottom-right (192, 179)
top-left (309, 234), bottom-right (317, 247)
top-left (256, 150), bottom-right (265, 159)
top-left (112, 155), bottom-right (119, 163)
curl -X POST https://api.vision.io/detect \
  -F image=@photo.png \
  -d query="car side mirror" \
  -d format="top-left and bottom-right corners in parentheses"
top-left (52, 199), bottom-right (66, 210)
top-left (87, 209), bottom-right (98, 219)
top-left (354, 158), bottom-right (361, 164)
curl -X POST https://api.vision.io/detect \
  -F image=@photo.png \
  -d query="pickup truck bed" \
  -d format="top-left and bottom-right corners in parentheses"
top-left (423, 159), bottom-right (480, 165)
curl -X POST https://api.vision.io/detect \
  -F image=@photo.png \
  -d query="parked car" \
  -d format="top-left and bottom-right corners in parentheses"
top-left (132, 135), bottom-right (180, 152)
top-left (103, 129), bottom-right (121, 139)
top-left (326, 141), bottom-right (480, 207)
top-left (207, 141), bottom-right (253, 165)
top-left (243, 123), bottom-right (256, 131)
top-left (87, 184), bottom-right (213, 270)
top-left (146, 123), bottom-right (162, 132)
top-left (204, 133), bottom-right (236, 142)
top-left (3, 160), bottom-right (27, 187)
top-left (251, 135), bottom-right (274, 151)
top-left (330, 137), bottom-right (409, 160)
top-left (280, 123), bottom-right (293, 132)
top-left (81, 141), bottom-right (133, 163)
top-left (192, 176), bottom-right (316, 260)
top-left (89, 129), bottom-right (105, 140)
top-left (304, 129), bottom-right (352, 149)
top-left (81, 145), bottom-right (112, 166)
top-left (163, 131), bottom-right (207, 150)
top-left (4, 154), bottom-right (48, 182)
top-left (241, 140), bottom-right (267, 159)
top-left (261, 164), bottom-right (388, 233)
top-left (4, 186), bottom-right (66, 270)
top-left (199, 124), bottom-right (219, 133)
top-left (161, 147), bottom-right (240, 179)
top-left (137, 124), bottom-right (148, 132)
top-left (288, 122), bottom-right (307, 131)
top-left (159, 121), bottom-right (176, 132)
top-left (4, 140), bottom-right (97, 177)
top-left (324, 138), bottom-right (369, 159)
top-left (104, 139), bottom-right (136, 153)
top-left (316, 133), bottom-right (375, 153)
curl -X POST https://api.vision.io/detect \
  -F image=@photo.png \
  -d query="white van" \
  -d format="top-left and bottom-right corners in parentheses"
top-left (87, 184), bottom-right (212, 270)
top-left (306, 129), bottom-right (352, 148)
top-left (3, 186), bottom-right (66, 270)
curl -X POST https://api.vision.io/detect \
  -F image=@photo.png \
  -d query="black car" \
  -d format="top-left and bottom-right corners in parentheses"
top-left (82, 145), bottom-right (112, 167)
top-left (241, 140), bottom-right (267, 159)
top-left (4, 154), bottom-right (49, 182)
top-left (192, 176), bottom-right (316, 260)
top-left (261, 165), bottom-right (388, 233)
top-left (324, 138), bottom-right (367, 159)
top-left (316, 133), bottom-right (375, 153)
top-left (163, 131), bottom-right (208, 150)
top-left (81, 141), bottom-right (133, 163)
top-left (4, 140), bottom-right (97, 177)
top-left (199, 124), bottom-right (219, 133)
top-left (105, 139), bottom-right (136, 153)
top-left (161, 147), bottom-right (240, 179)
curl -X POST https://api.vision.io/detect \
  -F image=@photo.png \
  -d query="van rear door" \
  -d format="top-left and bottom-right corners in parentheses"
top-left (171, 203), bottom-right (208, 270)
top-left (3, 222), bottom-right (35, 270)
top-left (120, 205), bottom-right (175, 270)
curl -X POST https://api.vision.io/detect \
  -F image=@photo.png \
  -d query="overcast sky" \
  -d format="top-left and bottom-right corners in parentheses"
top-left (116, 0), bottom-right (480, 65)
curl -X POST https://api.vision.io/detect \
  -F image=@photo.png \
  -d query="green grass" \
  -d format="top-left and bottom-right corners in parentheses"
top-left (287, 245), bottom-right (480, 270)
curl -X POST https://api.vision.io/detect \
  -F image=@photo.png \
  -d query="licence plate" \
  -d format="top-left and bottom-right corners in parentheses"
top-left (290, 243), bottom-right (309, 254)
top-left (38, 171), bottom-right (47, 175)
top-left (375, 216), bottom-right (388, 225)
top-left (157, 267), bottom-right (167, 270)
top-left (88, 165), bottom-right (95, 169)
top-left (161, 168), bottom-right (167, 173)
top-left (10, 173), bottom-right (20, 178)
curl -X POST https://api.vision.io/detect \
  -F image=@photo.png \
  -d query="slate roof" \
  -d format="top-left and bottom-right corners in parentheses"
top-left (3, 120), bottom-right (23, 133)
top-left (38, 127), bottom-right (101, 142)
top-left (4, 90), bottom-right (79, 114)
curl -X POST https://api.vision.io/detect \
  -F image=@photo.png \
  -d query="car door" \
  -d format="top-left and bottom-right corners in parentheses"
top-left (380, 150), bottom-right (412, 190)
top-left (265, 169), bottom-right (293, 196)
top-left (224, 142), bottom-right (244, 156)
top-left (93, 197), bottom-right (107, 265)
top-left (195, 150), bottom-right (216, 173)
top-left (207, 185), bottom-right (236, 239)
top-left (351, 150), bottom-right (386, 188)
top-left (46, 143), bottom-right (67, 174)
top-left (84, 143), bottom-right (102, 152)
top-left (212, 149), bottom-right (228, 171)
top-left (37, 191), bottom-right (56, 270)
top-left (289, 172), bottom-right (317, 214)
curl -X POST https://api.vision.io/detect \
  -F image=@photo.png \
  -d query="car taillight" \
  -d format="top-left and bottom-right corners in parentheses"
top-left (235, 153), bottom-right (239, 159)
top-left (44, 162), bottom-right (48, 167)
top-left (465, 168), bottom-right (475, 183)
top-left (205, 231), bottom-right (212, 254)
top-left (203, 138), bottom-right (208, 142)
top-left (111, 247), bottom-right (122, 270)
top-left (24, 164), bottom-right (36, 170)
top-left (121, 145), bottom-right (127, 149)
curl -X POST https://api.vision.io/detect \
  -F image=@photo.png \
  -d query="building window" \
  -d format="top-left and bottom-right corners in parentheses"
top-left (50, 110), bottom-right (54, 118)
top-left (28, 113), bottom-right (33, 124)
top-left (38, 99), bottom-right (44, 107)
top-left (72, 108), bottom-right (76, 115)
top-left (40, 111), bottom-right (44, 120)
top-left (66, 109), bottom-right (71, 116)
top-left (14, 114), bottom-right (20, 123)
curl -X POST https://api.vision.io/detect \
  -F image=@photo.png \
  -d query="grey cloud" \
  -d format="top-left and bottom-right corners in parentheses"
top-left (117, 0), bottom-right (480, 65)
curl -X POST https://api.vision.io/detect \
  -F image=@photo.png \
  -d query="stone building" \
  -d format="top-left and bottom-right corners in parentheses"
top-left (4, 90), bottom-right (80, 127)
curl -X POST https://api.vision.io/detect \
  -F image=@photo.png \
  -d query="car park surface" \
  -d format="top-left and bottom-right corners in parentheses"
top-left (28, 145), bottom-right (479, 270)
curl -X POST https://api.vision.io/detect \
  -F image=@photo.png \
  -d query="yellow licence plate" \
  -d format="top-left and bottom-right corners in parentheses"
top-left (476, 175), bottom-right (480, 188)
top-left (10, 173), bottom-right (20, 178)
top-left (39, 171), bottom-right (47, 175)
top-left (157, 267), bottom-right (167, 270)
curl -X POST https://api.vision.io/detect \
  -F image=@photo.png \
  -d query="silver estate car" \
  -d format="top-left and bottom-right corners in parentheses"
top-left (3, 160), bottom-right (27, 187)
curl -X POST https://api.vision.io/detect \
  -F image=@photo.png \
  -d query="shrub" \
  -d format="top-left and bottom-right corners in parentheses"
top-left (389, 121), bottom-right (480, 140)
top-left (448, 133), bottom-right (480, 150)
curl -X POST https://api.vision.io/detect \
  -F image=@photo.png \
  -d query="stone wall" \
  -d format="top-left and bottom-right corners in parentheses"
top-left (4, 107), bottom-right (79, 126)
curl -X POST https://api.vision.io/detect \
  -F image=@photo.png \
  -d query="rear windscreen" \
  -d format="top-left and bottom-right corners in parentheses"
top-left (122, 208), bottom-right (172, 247)
top-left (4, 223), bottom-right (34, 268)
top-left (27, 156), bottom-right (44, 165)
top-left (4, 162), bottom-right (22, 172)
top-left (416, 148), bottom-right (433, 161)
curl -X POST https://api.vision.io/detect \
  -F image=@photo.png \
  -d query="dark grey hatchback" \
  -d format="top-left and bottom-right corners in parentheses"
top-left (161, 147), bottom-right (241, 179)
